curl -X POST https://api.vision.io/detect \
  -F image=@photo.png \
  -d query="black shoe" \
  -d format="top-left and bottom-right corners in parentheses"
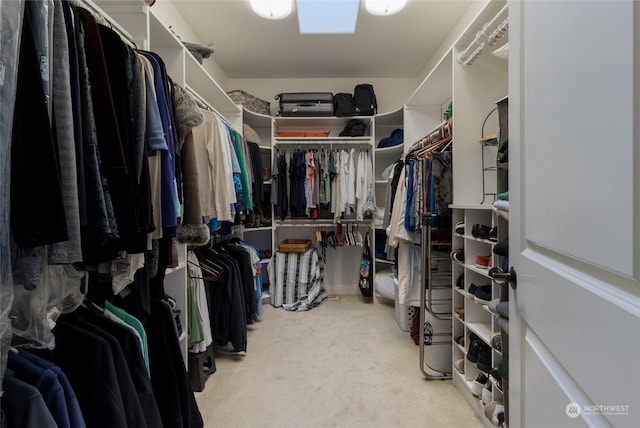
top-left (451, 249), bottom-right (465, 263)
top-left (477, 343), bottom-right (492, 372)
top-left (467, 333), bottom-right (480, 363)
top-left (489, 227), bottom-right (498, 242)
top-left (493, 237), bottom-right (509, 257)
top-left (455, 273), bottom-right (464, 289)
top-left (472, 224), bottom-right (492, 240)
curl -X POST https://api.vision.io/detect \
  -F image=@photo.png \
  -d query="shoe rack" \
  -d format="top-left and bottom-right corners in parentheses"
top-left (450, 204), bottom-right (505, 425)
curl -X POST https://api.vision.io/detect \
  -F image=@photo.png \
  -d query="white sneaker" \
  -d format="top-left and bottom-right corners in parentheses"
top-left (482, 382), bottom-right (492, 404)
top-left (471, 373), bottom-right (488, 397)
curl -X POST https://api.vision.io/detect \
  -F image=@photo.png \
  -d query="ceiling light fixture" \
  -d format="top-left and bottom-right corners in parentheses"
top-left (250, 0), bottom-right (293, 20)
top-left (365, 0), bottom-right (407, 16)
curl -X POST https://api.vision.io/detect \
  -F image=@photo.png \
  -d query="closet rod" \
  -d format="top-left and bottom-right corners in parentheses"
top-left (406, 119), bottom-right (452, 154)
top-left (456, 5), bottom-right (507, 66)
top-left (185, 84), bottom-right (234, 129)
top-left (80, 0), bottom-right (137, 49)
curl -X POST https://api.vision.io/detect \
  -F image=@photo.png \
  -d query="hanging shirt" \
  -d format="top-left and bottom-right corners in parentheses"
top-left (137, 51), bottom-right (179, 236)
top-left (104, 301), bottom-right (150, 377)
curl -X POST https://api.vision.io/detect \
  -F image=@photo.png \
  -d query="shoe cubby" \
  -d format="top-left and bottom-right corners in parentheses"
top-left (451, 204), bottom-right (505, 421)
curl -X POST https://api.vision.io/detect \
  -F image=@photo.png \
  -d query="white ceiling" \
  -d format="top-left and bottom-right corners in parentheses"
top-left (171, 0), bottom-right (473, 79)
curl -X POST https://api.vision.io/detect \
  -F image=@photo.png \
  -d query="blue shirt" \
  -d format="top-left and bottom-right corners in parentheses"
top-left (18, 351), bottom-right (87, 428)
top-left (137, 51), bottom-right (178, 236)
top-left (7, 352), bottom-right (71, 428)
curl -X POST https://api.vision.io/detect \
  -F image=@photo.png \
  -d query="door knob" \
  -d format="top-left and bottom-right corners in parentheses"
top-left (490, 266), bottom-right (517, 290)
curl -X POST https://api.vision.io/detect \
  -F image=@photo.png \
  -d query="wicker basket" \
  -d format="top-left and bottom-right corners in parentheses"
top-left (278, 239), bottom-right (312, 253)
top-left (227, 90), bottom-right (270, 115)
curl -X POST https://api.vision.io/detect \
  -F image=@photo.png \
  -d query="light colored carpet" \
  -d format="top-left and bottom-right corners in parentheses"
top-left (195, 295), bottom-right (483, 428)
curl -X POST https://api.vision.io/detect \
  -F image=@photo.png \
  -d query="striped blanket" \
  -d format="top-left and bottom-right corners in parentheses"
top-left (268, 248), bottom-right (327, 311)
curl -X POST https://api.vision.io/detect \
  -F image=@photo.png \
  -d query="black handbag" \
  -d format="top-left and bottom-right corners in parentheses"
top-left (358, 232), bottom-right (373, 297)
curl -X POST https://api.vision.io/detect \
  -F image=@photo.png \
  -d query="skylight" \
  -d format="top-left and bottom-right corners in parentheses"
top-left (297, 0), bottom-right (360, 34)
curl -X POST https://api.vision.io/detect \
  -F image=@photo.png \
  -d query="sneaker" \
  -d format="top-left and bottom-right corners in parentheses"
top-left (471, 373), bottom-right (488, 397)
top-left (468, 283), bottom-right (490, 298)
top-left (454, 307), bottom-right (465, 320)
top-left (455, 221), bottom-right (465, 235)
top-left (451, 249), bottom-right (465, 263)
top-left (491, 333), bottom-right (502, 351)
top-left (475, 254), bottom-right (492, 269)
top-left (477, 342), bottom-right (492, 372)
top-left (455, 273), bottom-right (465, 289)
top-left (467, 338), bottom-right (480, 363)
top-left (489, 368), bottom-right (503, 391)
top-left (454, 359), bottom-right (465, 374)
top-left (482, 382), bottom-right (493, 404)
top-left (474, 286), bottom-right (492, 303)
top-left (472, 224), bottom-right (492, 240)
top-left (484, 400), bottom-right (505, 427)
top-left (489, 227), bottom-right (498, 242)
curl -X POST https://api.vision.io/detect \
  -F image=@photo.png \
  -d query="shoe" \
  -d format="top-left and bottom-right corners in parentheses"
top-left (482, 382), bottom-right (493, 405)
top-left (455, 221), bottom-right (465, 235)
top-left (471, 373), bottom-right (489, 397)
top-left (489, 227), bottom-right (497, 242)
top-left (484, 400), bottom-right (505, 427)
top-left (491, 333), bottom-right (502, 351)
top-left (474, 286), bottom-right (492, 303)
top-left (451, 249), bottom-right (465, 263)
top-left (263, 167), bottom-right (272, 182)
top-left (454, 334), bottom-right (465, 347)
top-left (454, 359), bottom-right (465, 374)
top-left (477, 342), bottom-right (492, 372)
top-left (475, 254), bottom-right (492, 269)
top-left (472, 224), bottom-right (492, 240)
top-left (493, 237), bottom-right (508, 257)
top-left (489, 368), bottom-right (503, 391)
top-left (454, 307), bottom-right (465, 320)
top-left (468, 282), bottom-right (490, 296)
top-left (467, 339), bottom-right (480, 363)
top-left (455, 273), bottom-right (464, 289)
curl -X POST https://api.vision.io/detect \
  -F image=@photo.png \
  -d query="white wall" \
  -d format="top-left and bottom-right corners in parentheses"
top-left (228, 77), bottom-right (418, 116)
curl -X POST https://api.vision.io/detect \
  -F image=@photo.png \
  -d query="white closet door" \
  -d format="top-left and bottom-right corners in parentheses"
top-left (509, 0), bottom-right (640, 426)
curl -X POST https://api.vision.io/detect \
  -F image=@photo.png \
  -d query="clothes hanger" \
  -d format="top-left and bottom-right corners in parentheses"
top-left (353, 225), bottom-right (364, 247)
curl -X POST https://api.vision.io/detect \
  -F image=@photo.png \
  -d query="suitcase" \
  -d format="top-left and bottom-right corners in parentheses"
top-left (275, 92), bottom-right (334, 117)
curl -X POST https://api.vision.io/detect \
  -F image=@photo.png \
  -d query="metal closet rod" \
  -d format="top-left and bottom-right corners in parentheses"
top-left (456, 5), bottom-right (508, 66)
top-left (185, 84), bottom-right (234, 129)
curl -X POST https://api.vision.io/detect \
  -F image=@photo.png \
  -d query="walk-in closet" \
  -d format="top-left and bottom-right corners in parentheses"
top-left (1, 1), bottom-right (638, 427)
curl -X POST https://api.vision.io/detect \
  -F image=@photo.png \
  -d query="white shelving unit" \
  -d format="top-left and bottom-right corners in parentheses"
top-left (398, 0), bottom-right (507, 422)
top-left (270, 116), bottom-right (376, 297)
top-left (451, 205), bottom-right (504, 426)
top-left (372, 108), bottom-right (403, 302)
